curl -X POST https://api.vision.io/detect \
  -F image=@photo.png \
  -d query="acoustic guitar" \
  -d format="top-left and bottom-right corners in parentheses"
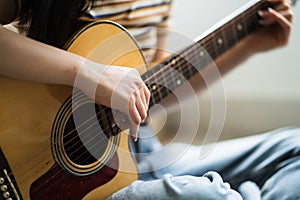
top-left (0, 0), bottom-right (288, 199)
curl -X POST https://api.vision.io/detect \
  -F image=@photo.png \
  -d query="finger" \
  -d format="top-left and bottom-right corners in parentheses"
top-left (262, 10), bottom-right (293, 25)
top-left (128, 99), bottom-right (141, 141)
top-left (129, 121), bottom-right (139, 142)
top-left (112, 111), bottom-right (129, 131)
top-left (113, 109), bottom-right (139, 141)
top-left (280, 9), bottom-right (294, 22)
top-left (268, 7), bottom-right (293, 28)
top-left (144, 85), bottom-right (151, 108)
top-left (129, 96), bottom-right (142, 125)
top-left (258, 8), bottom-right (293, 26)
top-left (138, 86), bottom-right (148, 115)
top-left (273, 2), bottom-right (291, 11)
top-left (258, 10), bottom-right (274, 25)
top-left (134, 90), bottom-right (148, 120)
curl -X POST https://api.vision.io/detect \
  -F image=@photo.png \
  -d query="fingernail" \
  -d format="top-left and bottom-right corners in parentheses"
top-left (257, 10), bottom-right (264, 17)
top-left (133, 134), bottom-right (138, 142)
top-left (268, 7), bottom-right (275, 12)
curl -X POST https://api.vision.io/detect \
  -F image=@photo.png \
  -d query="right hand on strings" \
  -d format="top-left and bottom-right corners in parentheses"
top-left (75, 60), bottom-right (150, 141)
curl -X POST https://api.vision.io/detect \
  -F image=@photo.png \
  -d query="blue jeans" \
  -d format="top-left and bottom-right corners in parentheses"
top-left (112, 126), bottom-right (300, 199)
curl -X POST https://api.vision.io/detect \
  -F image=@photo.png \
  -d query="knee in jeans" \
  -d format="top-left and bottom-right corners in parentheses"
top-left (267, 127), bottom-right (300, 150)
top-left (261, 159), bottom-right (300, 200)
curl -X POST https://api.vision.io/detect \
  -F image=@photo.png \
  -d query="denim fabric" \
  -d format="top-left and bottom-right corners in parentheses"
top-left (111, 126), bottom-right (300, 199)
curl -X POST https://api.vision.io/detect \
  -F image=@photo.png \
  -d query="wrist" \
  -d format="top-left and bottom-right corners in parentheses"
top-left (71, 58), bottom-right (108, 102)
top-left (63, 53), bottom-right (86, 87)
top-left (239, 35), bottom-right (257, 58)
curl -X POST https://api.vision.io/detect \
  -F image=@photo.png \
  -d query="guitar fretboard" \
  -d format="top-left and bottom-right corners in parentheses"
top-left (142, 0), bottom-right (270, 107)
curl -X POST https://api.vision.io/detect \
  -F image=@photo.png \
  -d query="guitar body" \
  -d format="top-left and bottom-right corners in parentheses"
top-left (0, 21), bottom-right (147, 200)
top-left (0, 0), bottom-right (279, 199)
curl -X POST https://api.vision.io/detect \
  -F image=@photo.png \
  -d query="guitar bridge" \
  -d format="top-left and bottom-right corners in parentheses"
top-left (0, 148), bottom-right (22, 200)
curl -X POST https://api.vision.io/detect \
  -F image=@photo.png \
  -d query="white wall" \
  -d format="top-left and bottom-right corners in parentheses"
top-left (154, 0), bottom-right (300, 143)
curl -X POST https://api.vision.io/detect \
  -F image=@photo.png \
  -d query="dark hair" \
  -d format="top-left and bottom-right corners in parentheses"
top-left (19, 0), bottom-right (90, 48)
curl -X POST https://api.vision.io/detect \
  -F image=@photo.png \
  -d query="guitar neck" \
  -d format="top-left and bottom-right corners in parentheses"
top-left (142, 0), bottom-right (270, 107)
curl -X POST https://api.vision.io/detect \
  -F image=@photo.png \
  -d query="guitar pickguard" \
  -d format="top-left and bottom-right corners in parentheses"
top-left (30, 154), bottom-right (118, 200)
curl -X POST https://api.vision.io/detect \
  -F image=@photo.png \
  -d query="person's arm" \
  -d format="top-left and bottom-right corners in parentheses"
top-left (0, 1), bottom-right (150, 140)
top-left (152, 0), bottom-right (293, 114)
top-left (0, 25), bottom-right (83, 86)
top-left (189, 0), bottom-right (293, 93)
top-left (201, 0), bottom-right (293, 82)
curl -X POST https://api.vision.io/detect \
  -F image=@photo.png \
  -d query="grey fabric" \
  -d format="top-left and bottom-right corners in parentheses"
top-left (238, 181), bottom-right (261, 200)
top-left (110, 126), bottom-right (300, 199)
top-left (110, 172), bottom-right (242, 200)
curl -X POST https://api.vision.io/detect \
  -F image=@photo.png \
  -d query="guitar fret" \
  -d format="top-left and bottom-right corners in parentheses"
top-left (197, 43), bottom-right (212, 70)
top-left (217, 28), bottom-right (228, 58)
top-left (0, 2), bottom-right (284, 200)
top-left (185, 50), bottom-right (198, 78)
top-left (168, 59), bottom-right (180, 91)
top-left (160, 64), bottom-right (169, 90)
top-left (247, 10), bottom-right (260, 33)
top-left (187, 55), bottom-right (195, 80)
top-left (161, 86), bottom-right (171, 100)
top-left (238, 9), bottom-right (251, 40)
top-left (223, 25), bottom-right (232, 51)
top-left (161, 65), bottom-right (174, 98)
top-left (143, 0), bottom-right (270, 106)
top-left (141, 71), bottom-right (149, 83)
top-left (151, 87), bottom-right (160, 106)
top-left (170, 65), bottom-right (178, 90)
top-left (229, 19), bottom-right (239, 46)
top-left (223, 20), bottom-right (237, 52)
top-left (171, 56), bottom-right (185, 84)
top-left (154, 74), bottom-right (163, 104)
top-left (211, 32), bottom-right (219, 60)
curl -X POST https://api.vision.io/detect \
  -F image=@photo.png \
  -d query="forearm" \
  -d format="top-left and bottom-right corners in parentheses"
top-left (215, 35), bottom-right (255, 76)
top-left (152, 35), bottom-right (255, 115)
top-left (0, 25), bottom-right (150, 138)
top-left (151, 0), bottom-right (292, 115)
top-left (0, 25), bottom-right (83, 86)
top-left (189, 34), bottom-right (256, 92)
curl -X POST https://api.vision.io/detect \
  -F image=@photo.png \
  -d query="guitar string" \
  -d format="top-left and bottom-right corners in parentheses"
top-left (6, 2), bottom-right (266, 195)
top-left (10, 23), bottom-right (264, 200)
top-left (5, 3), bottom-right (262, 189)
top-left (30, 126), bottom-right (114, 200)
top-left (4, 5), bottom-right (260, 191)
top-left (142, 5), bottom-right (262, 86)
top-left (44, 5), bottom-right (261, 165)
top-left (55, 1), bottom-right (263, 148)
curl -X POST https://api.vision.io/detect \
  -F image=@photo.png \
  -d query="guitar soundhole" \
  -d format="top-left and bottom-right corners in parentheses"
top-left (63, 104), bottom-right (108, 165)
top-left (52, 93), bottom-right (119, 176)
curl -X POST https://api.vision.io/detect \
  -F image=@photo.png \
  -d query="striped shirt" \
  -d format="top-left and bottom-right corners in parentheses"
top-left (6, 0), bottom-right (173, 62)
top-left (80, 0), bottom-right (173, 62)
